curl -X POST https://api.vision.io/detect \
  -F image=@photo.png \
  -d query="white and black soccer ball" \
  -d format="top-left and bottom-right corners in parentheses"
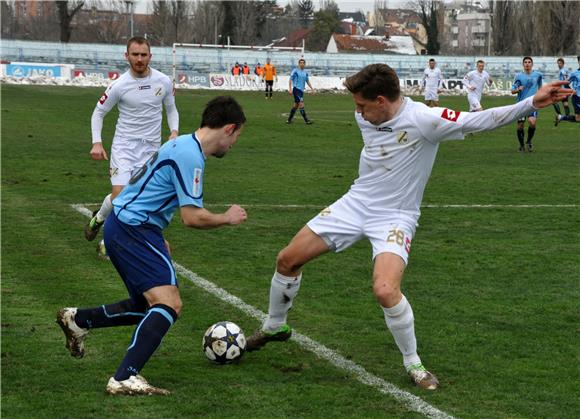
top-left (202, 321), bottom-right (246, 364)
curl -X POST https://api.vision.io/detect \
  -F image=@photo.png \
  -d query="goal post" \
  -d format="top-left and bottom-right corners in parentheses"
top-left (172, 39), bottom-right (305, 84)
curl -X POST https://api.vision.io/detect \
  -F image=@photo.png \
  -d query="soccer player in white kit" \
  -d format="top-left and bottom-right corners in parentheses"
top-left (422, 58), bottom-right (443, 107)
top-left (85, 36), bottom-right (179, 242)
top-left (463, 60), bottom-right (493, 112)
top-left (245, 64), bottom-right (572, 390)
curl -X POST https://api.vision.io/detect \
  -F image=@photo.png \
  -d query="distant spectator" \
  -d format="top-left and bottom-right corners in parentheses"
top-left (255, 63), bottom-right (263, 80)
top-left (242, 63), bottom-right (251, 75)
top-left (231, 63), bottom-right (241, 76)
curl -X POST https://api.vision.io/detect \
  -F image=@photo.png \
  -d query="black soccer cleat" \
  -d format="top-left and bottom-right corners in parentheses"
top-left (246, 324), bottom-right (292, 352)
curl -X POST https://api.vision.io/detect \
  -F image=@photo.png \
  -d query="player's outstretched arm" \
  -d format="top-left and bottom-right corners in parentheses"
top-left (531, 80), bottom-right (574, 108)
top-left (180, 205), bottom-right (247, 229)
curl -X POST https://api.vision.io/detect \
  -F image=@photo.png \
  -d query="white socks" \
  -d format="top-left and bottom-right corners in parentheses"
top-left (96, 194), bottom-right (113, 222)
top-left (263, 271), bottom-right (302, 332)
top-left (383, 295), bottom-right (421, 368)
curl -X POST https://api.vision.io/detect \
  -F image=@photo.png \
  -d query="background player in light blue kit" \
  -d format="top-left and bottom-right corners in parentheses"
top-left (511, 56), bottom-right (543, 152)
top-left (287, 58), bottom-right (315, 125)
top-left (553, 57), bottom-right (571, 117)
top-left (57, 96), bottom-right (248, 396)
top-left (555, 55), bottom-right (580, 125)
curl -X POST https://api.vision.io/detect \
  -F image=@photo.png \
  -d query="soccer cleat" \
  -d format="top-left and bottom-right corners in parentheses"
top-left (407, 363), bottom-right (439, 390)
top-left (286, 119), bottom-right (292, 124)
top-left (305, 120), bottom-right (313, 125)
top-left (245, 324), bottom-right (292, 352)
top-left (84, 210), bottom-right (104, 241)
top-left (527, 143), bottom-right (534, 152)
top-left (518, 146), bottom-right (525, 153)
top-left (106, 375), bottom-right (170, 396)
top-left (56, 308), bottom-right (89, 358)
top-left (554, 114), bottom-right (560, 127)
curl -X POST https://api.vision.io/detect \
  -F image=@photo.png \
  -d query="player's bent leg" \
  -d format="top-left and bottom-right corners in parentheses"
top-left (247, 227), bottom-right (329, 352)
top-left (56, 307), bottom-right (89, 358)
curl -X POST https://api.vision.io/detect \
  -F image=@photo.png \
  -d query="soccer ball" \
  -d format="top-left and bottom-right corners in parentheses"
top-left (202, 321), bottom-right (246, 364)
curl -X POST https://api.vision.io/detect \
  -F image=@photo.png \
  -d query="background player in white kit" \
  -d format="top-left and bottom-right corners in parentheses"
top-left (85, 36), bottom-right (179, 242)
top-left (463, 60), bottom-right (493, 112)
top-left (422, 58), bottom-right (443, 107)
top-left (244, 64), bottom-right (572, 391)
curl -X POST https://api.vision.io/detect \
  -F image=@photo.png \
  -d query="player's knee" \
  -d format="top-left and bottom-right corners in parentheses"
top-left (169, 297), bottom-right (183, 317)
top-left (372, 279), bottom-right (401, 307)
top-left (276, 248), bottom-right (302, 276)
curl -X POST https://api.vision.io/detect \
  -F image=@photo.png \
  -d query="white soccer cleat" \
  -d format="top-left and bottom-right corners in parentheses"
top-left (106, 375), bottom-right (170, 396)
top-left (56, 307), bottom-right (89, 358)
top-left (407, 363), bottom-right (440, 390)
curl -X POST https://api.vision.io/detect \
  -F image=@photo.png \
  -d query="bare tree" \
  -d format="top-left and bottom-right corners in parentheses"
top-left (74, 0), bottom-right (126, 44)
top-left (190, 1), bottom-right (226, 44)
top-left (1, 1), bottom-right (16, 39)
top-left (412, 0), bottom-right (440, 55)
top-left (231, 1), bottom-right (259, 45)
top-left (56, 0), bottom-right (85, 43)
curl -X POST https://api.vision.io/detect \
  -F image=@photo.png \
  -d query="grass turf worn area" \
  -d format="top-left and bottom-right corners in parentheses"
top-left (2, 84), bottom-right (579, 418)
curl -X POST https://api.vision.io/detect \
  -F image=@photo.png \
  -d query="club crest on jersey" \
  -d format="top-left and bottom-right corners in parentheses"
top-left (397, 131), bottom-right (409, 144)
top-left (193, 168), bottom-right (202, 196)
top-left (155, 87), bottom-right (163, 96)
top-left (319, 207), bottom-right (331, 217)
top-left (441, 108), bottom-right (461, 122)
top-left (138, 85), bottom-right (151, 90)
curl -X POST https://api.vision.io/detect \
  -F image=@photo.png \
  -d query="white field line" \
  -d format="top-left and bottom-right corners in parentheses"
top-left (70, 203), bottom-right (453, 419)
top-left (73, 202), bottom-right (578, 211)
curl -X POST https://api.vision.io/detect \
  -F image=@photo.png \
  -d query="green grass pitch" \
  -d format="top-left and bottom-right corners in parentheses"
top-left (2, 84), bottom-right (579, 418)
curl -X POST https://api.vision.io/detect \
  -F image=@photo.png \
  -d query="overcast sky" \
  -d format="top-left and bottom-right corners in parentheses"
top-left (133, 0), bottom-right (409, 14)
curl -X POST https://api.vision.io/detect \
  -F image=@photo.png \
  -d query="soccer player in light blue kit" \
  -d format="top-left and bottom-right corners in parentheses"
top-left (555, 55), bottom-right (580, 125)
top-left (57, 96), bottom-right (248, 395)
top-left (553, 57), bottom-right (571, 117)
top-left (511, 56), bottom-right (543, 152)
top-left (287, 58), bottom-right (315, 124)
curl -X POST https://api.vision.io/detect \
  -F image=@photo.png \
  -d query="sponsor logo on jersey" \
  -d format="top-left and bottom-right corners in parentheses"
top-left (397, 131), bottom-right (409, 144)
top-left (98, 92), bottom-right (108, 105)
top-left (193, 168), bottom-right (202, 196)
top-left (376, 126), bottom-right (392, 132)
top-left (138, 85), bottom-right (151, 90)
top-left (441, 108), bottom-right (461, 122)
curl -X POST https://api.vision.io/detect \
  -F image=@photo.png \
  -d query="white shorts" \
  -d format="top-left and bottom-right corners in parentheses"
top-left (110, 138), bottom-right (160, 185)
top-left (306, 194), bottom-right (418, 264)
top-left (424, 88), bottom-right (439, 101)
top-left (467, 94), bottom-right (482, 111)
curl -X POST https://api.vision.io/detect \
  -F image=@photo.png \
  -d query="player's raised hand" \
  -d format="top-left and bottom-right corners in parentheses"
top-left (168, 130), bottom-right (178, 140)
top-left (532, 81), bottom-right (575, 109)
top-left (90, 142), bottom-right (108, 160)
top-left (225, 204), bottom-right (247, 225)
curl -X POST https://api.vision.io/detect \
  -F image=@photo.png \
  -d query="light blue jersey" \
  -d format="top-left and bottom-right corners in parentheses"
top-left (290, 68), bottom-right (309, 92)
top-left (567, 69), bottom-right (580, 98)
top-left (512, 71), bottom-right (543, 102)
top-left (113, 133), bottom-right (205, 229)
top-left (559, 67), bottom-right (570, 81)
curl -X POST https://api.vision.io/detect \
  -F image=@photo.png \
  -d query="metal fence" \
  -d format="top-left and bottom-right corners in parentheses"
top-left (1, 39), bottom-right (576, 80)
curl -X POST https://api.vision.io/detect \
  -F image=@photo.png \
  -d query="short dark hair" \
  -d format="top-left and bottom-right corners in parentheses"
top-left (344, 64), bottom-right (400, 102)
top-left (429, 58), bottom-right (435, 62)
top-left (557, 57), bottom-right (564, 64)
top-left (200, 96), bottom-right (246, 130)
top-left (298, 58), bottom-right (306, 64)
top-left (477, 59), bottom-right (485, 65)
top-left (523, 56), bottom-right (533, 63)
top-left (127, 36), bottom-right (150, 52)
